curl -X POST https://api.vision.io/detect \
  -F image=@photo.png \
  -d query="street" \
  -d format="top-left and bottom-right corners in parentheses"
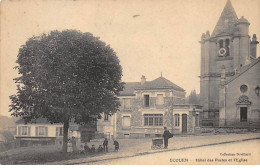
top-left (85, 139), bottom-right (260, 165)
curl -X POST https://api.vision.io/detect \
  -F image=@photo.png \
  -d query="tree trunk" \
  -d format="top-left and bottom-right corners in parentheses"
top-left (62, 120), bottom-right (69, 153)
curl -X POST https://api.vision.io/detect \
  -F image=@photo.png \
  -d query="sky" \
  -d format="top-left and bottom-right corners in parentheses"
top-left (1, 0), bottom-right (260, 117)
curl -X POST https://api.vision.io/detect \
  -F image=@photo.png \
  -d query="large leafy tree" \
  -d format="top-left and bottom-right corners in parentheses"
top-left (9, 30), bottom-right (124, 153)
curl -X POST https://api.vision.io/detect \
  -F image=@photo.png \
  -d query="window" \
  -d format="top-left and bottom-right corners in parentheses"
top-left (195, 114), bottom-right (199, 127)
top-left (240, 85), bottom-right (248, 93)
top-left (203, 112), bottom-right (209, 119)
top-left (144, 114), bottom-right (163, 126)
top-left (225, 39), bottom-right (230, 55)
top-left (174, 114), bottom-right (180, 127)
top-left (240, 107), bottom-right (247, 122)
top-left (35, 126), bottom-right (48, 136)
top-left (20, 126), bottom-right (31, 136)
top-left (144, 95), bottom-right (150, 107)
top-left (219, 39), bottom-right (223, 49)
top-left (56, 127), bottom-right (63, 136)
top-left (156, 94), bottom-right (164, 105)
top-left (122, 116), bottom-right (131, 129)
top-left (123, 98), bottom-right (131, 108)
top-left (104, 114), bottom-right (109, 121)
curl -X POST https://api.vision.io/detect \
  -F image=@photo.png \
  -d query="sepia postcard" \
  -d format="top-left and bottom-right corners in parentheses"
top-left (0, 0), bottom-right (260, 165)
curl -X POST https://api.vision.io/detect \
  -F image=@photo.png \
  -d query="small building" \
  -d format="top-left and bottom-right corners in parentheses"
top-left (15, 118), bottom-right (96, 147)
top-left (98, 75), bottom-right (202, 138)
top-left (172, 105), bottom-right (202, 134)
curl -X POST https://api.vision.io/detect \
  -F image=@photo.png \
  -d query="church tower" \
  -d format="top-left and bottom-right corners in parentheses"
top-left (199, 0), bottom-right (258, 126)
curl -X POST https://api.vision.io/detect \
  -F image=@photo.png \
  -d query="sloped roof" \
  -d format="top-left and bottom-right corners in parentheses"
top-left (135, 76), bottom-right (185, 91)
top-left (119, 82), bottom-right (141, 96)
top-left (212, 0), bottom-right (238, 37)
top-left (225, 57), bottom-right (260, 85)
top-left (16, 117), bottom-right (50, 124)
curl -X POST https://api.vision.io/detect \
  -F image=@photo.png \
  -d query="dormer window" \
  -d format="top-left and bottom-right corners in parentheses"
top-left (144, 95), bottom-right (150, 107)
top-left (104, 114), bottom-right (109, 121)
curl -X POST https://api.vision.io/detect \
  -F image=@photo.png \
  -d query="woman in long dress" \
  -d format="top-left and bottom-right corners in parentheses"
top-left (67, 139), bottom-right (73, 153)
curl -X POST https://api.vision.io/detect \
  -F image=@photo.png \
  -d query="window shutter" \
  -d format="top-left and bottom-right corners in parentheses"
top-left (45, 127), bottom-right (48, 137)
top-left (56, 127), bottom-right (58, 136)
top-left (18, 126), bottom-right (21, 136)
top-left (28, 127), bottom-right (31, 136)
top-left (35, 127), bottom-right (38, 136)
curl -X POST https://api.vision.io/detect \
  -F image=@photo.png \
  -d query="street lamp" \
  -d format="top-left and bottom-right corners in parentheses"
top-left (255, 85), bottom-right (260, 96)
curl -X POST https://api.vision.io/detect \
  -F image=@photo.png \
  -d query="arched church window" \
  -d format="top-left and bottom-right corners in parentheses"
top-left (219, 39), bottom-right (223, 49)
top-left (225, 39), bottom-right (230, 56)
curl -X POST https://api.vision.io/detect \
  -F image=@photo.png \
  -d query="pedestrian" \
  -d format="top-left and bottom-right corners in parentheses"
top-left (103, 138), bottom-right (108, 152)
top-left (113, 140), bottom-right (119, 152)
top-left (162, 127), bottom-right (173, 149)
top-left (84, 142), bottom-right (91, 154)
top-left (98, 145), bottom-right (104, 152)
top-left (80, 144), bottom-right (85, 154)
top-left (71, 136), bottom-right (77, 153)
top-left (91, 144), bottom-right (95, 153)
top-left (67, 139), bottom-right (73, 153)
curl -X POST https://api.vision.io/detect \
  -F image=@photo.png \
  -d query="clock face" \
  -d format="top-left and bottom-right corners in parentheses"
top-left (219, 48), bottom-right (226, 56)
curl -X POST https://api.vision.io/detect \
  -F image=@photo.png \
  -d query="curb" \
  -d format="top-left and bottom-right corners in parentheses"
top-left (60, 137), bottom-right (260, 165)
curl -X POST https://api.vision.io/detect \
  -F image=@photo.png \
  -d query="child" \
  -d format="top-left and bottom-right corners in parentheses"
top-left (98, 145), bottom-right (103, 152)
top-left (113, 140), bottom-right (119, 152)
top-left (84, 142), bottom-right (91, 154)
top-left (91, 144), bottom-right (95, 153)
top-left (67, 139), bottom-right (73, 153)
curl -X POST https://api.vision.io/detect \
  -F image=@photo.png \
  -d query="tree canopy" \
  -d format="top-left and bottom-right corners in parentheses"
top-left (9, 30), bottom-right (124, 152)
top-left (188, 89), bottom-right (200, 104)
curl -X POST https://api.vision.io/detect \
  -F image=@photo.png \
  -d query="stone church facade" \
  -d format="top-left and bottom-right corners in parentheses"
top-left (200, 0), bottom-right (260, 127)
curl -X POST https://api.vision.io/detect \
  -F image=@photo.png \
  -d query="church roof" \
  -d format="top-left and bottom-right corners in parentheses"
top-left (212, 0), bottom-right (238, 37)
top-left (225, 57), bottom-right (260, 85)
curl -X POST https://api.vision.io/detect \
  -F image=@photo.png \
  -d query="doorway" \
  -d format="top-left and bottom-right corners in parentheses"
top-left (182, 114), bottom-right (187, 133)
top-left (240, 107), bottom-right (247, 122)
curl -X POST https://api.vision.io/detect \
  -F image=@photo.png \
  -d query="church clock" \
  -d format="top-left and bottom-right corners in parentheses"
top-left (218, 48), bottom-right (227, 56)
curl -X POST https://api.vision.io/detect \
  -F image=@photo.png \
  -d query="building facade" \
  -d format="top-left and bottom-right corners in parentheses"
top-left (15, 118), bottom-right (96, 147)
top-left (98, 76), bottom-right (202, 138)
top-left (199, 0), bottom-right (259, 127)
top-left (219, 58), bottom-right (260, 127)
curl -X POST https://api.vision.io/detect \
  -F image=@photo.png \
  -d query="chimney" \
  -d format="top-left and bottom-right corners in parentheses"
top-left (141, 75), bottom-right (146, 85)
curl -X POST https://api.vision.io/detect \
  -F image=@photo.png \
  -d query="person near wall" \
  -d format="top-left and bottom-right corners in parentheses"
top-left (67, 139), bottom-right (73, 153)
top-left (90, 145), bottom-right (95, 153)
top-left (113, 140), bottom-right (119, 152)
top-left (103, 138), bottom-right (108, 152)
top-left (162, 127), bottom-right (173, 149)
top-left (98, 145), bottom-right (104, 152)
top-left (71, 136), bottom-right (77, 153)
top-left (83, 142), bottom-right (91, 154)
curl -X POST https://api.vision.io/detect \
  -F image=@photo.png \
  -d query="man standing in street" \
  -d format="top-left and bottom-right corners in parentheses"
top-left (103, 138), bottom-right (108, 152)
top-left (163, 127), bottom-right (172, 149)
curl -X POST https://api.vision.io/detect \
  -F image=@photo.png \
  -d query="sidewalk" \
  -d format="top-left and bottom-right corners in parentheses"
top-left (49, 133), bottom-right (260, 165)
